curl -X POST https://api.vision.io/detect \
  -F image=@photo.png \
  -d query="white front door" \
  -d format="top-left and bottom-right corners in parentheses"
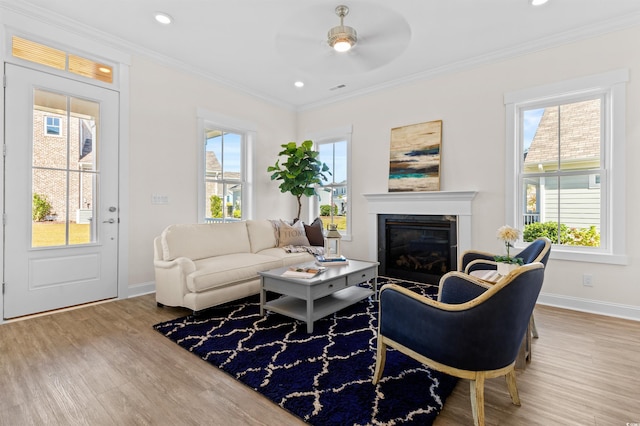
top-left (3, 64), bottom-right (119, 319)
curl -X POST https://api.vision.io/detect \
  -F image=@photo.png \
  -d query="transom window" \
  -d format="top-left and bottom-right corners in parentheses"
top-left (12, 36), bottom-right (114, 84)
top-left (505, 70), bottom-right (628, 264)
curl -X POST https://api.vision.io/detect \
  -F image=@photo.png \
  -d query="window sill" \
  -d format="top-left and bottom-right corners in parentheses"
top-left (548, 249), bottom-right (628, 265)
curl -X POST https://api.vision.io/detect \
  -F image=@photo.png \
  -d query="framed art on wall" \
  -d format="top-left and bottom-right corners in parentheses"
top-left (388, 120), bottom-right (442, 192)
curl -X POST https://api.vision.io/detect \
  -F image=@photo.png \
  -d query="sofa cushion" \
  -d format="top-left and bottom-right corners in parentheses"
top-left (278, 220), bottom-right (310, 247)
top-left (246, 219), bottom-right (278, 253)
top-left (187, 253), bottom-right (282, 293)
top-left (161, 222), bottom-right (250, 261)
top-left (304, 217), bottom-right (324, 246)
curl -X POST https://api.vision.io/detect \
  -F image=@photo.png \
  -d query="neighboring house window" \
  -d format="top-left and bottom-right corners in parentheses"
top-left (45, 116), bottom-right (62, 136)
top-left (504, 70), bottom-right (627, 264)
top-left (310, 126), bottom-right (352, 238)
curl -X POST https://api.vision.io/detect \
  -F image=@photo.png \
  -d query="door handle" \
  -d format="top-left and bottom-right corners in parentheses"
top-left (103, 218), bottom-right (115, 224)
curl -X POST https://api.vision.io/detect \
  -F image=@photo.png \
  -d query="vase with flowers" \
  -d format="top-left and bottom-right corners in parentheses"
top-left (494, 225), bottom-right (524, 275)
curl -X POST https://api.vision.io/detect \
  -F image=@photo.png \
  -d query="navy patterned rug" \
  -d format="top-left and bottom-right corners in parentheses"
top-left (153, 277), bottom-right (458, 425)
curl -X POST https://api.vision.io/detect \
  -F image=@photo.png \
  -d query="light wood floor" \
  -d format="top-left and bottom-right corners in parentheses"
top-left (1, 295), bottom-right (638, 425)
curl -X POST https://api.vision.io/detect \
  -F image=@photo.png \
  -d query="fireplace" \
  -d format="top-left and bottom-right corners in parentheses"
top-left (378, 214), bottom-right (457, 283)
top-left (363, 190), bottom-right (477, 283)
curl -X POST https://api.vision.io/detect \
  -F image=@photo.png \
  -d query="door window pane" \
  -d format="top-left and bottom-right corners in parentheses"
top-left (32, 89), bottom-right (99, 247)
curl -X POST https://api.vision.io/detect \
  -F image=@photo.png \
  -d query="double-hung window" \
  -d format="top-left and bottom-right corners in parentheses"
top-left (310, 126), bottom-right (351, 238)
top-left (197, 110), bottom-right (254, 223)
top-left (203, 128), bottom-right (243, 222)
top-left (504, 70), bottom-right (628, 264)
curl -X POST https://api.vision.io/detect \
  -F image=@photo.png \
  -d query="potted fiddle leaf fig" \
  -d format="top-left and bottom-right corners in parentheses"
top-left (267, 140), bottom-right (330, 220)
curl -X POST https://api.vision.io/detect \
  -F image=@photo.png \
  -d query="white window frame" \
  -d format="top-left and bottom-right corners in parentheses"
top-left (306, 125), bottom-right (352, 240)
top-left (504, 69), bottom-right (628, 265)
top-left (196, 108), bottom-right (255, 223)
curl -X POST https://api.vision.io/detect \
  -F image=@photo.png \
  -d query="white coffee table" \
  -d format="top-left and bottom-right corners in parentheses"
top-left (258, 259), bottom-right (379, 333)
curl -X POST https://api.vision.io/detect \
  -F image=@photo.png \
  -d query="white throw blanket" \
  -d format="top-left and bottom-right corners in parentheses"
top-left (282, 244), bottom-right (325, 256)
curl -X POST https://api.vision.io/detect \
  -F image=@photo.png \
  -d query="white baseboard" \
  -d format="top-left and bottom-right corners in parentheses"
top-left (123, 283), bottom-right (640, 322)
top-left (537, 292), bottom-right (640, 322)
top-left (127, 281), bottom-right (155, 298)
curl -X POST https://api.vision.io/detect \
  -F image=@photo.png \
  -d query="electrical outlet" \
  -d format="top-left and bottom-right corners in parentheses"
top-left (152, 194), bottom-right (169, 205)
top-left (583, 274), bottom-right (593, 287)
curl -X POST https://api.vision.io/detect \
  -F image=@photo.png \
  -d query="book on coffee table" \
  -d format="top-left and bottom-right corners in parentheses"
top-left (315, 255), bottom-right (349, 266)
top-left (281, 266), bottom-right (326, 279)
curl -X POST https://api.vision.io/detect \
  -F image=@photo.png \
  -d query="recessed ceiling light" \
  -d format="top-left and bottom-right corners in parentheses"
top-left (294, 81), bottom-right (304, 88)
top-left (530, 0), bottom-right (549, 6)
top-left (154, 12), bottom-right (173, 25)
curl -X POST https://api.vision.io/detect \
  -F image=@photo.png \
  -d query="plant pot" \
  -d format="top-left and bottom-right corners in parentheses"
top-left (497, 262), bottom-right (519, 276)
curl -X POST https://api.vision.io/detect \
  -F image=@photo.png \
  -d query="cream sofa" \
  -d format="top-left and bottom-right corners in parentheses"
top-left (153, 219), bottom-right (315, 314)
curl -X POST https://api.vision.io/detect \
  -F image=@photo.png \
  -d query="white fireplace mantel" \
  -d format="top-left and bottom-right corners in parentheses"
top-left (363, 191), bottom-right (477, 264)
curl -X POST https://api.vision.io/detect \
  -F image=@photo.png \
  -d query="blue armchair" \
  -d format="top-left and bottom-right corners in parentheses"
top-left (373, 263), bottom-right (545, 426)
top-left (460, 237), bottom-right (551, 274)
top-left (460, 236), bottom-right (550, 340)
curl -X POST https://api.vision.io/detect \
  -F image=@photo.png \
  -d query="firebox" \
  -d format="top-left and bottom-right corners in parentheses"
top-left (377, 214), bottom-right (457, 284)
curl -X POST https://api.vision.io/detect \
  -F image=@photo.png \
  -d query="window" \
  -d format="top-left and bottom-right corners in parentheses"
top-left (197, 109), bottom-right (254, 224)
top-left (505, 70), bottom-right (628, 264)
top-left (45, 116), bottom-right (62, 136)
top-left (310, 126), bottom-right (352, 238)
top-left (203, 129), bottom-right (244, 222)
top-left (12, 36), bottom-right (114, 84)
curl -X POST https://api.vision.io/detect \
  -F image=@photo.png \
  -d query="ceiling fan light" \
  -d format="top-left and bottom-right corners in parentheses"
top-left (333, 40), bottom-right (352, 52)
top-left (328, 25), bottom-right (357, 52)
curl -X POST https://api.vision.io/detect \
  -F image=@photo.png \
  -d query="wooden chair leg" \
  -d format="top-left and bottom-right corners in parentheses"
top-left (505, 369), bottom-right (521, 406)
top-left (531, 313), bottom-right (539, 338)
top-left (470, 374), bottom-right (486, 426)
top-left (526, 319), bottom-right (533, 362)
top-left (372, 337), bottom-right (387, 384)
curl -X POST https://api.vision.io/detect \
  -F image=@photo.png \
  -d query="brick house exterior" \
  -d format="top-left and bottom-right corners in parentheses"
top-left (32, 109), bottom-right (95, 223)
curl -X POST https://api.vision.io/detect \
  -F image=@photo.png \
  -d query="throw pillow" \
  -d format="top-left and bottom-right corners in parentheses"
top-left (278, 220), bottom-right (310, 247)
top-left (304, 217), bottom-right (325, 247)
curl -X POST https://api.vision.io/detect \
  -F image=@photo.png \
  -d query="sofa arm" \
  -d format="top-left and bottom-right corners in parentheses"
top-left (154, 257), bottom-right (196, 307)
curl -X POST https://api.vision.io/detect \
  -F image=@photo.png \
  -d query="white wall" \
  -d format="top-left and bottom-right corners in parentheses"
top-left (298, 26), bottom-right (640, 317)
top-left (128, 56), bottom-right (298, 286)
top-left (1, 7), bottom-right (638, 319)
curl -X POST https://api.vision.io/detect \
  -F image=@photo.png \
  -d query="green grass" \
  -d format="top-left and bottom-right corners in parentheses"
top-left (319, 215), bottom-right (347, 231)
top-left (32, 222), bottom-right (91, 247)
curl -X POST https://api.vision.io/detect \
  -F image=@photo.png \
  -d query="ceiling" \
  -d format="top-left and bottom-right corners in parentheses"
top-left (4, 0), bottom-right (640, 109)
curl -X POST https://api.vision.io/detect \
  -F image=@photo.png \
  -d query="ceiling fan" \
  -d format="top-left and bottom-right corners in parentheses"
top-left (275, 3), bottom-right (412, 75)
top-left (327, 5), bottom-right (357, 53)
